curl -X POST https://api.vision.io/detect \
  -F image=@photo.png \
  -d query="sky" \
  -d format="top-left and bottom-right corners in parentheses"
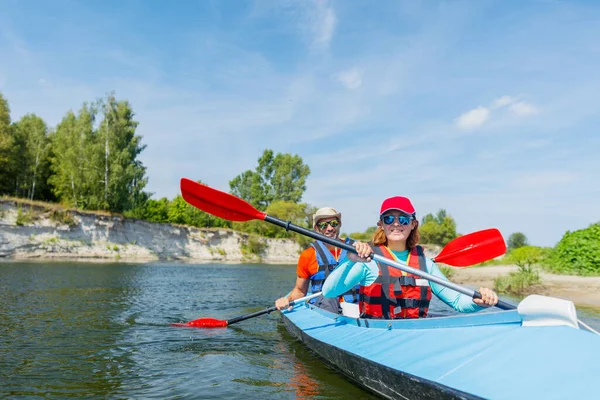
top-left (1, 0), bottom-right (599, 247)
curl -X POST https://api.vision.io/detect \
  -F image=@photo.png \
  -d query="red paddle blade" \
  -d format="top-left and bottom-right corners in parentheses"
top-left (180, 178), bottom-right (266, 222)
top-left (433, 228), bottom-right (506, 267)
top-left (171, 318), bottom-right (229, 328)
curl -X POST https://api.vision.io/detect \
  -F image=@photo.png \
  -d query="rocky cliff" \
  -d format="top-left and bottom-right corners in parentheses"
top-left (0, 200), bottom-right (302, 264)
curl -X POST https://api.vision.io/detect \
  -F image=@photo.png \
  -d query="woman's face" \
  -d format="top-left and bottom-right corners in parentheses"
top-left (378, 210), bottom-right (416, 243)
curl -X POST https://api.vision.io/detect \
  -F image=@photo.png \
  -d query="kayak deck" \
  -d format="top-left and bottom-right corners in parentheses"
top-left (282, 302), bottom-right (600, 400)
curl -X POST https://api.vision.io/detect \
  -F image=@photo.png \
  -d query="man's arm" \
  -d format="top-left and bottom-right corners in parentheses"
top-left (275, 277), bottom-right (310, 310)
top-left (287, 277), bottom-right (310, 301)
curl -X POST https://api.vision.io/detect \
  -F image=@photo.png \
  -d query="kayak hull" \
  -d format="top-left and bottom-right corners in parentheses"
top-left (283, 312), bottom-right (479, 400)
top-left (281, 302), bottom-right (600, 400)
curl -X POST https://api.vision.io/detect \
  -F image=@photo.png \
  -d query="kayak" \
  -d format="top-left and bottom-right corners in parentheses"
top-left (281, 296), bottom-right (600, 400)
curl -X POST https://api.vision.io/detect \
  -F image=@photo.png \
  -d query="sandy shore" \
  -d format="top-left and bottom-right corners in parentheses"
top-left (452, 265), bottom-right (600, 309)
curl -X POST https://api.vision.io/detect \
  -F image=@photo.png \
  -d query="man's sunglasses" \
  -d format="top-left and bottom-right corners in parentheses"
top-left (381, 215), bottom-right (414, 226)
top-left (317, 220), bottom-right (340, 230)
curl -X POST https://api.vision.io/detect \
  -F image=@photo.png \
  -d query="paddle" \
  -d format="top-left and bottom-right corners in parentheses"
top-left (171, 292), bottom-right (323, 328)
top-left (180, 178), bottom-right (515, 310)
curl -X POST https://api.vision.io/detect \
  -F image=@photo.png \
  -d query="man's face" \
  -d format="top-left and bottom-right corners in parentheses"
top-left (315, 217), bottom-right (340, 239)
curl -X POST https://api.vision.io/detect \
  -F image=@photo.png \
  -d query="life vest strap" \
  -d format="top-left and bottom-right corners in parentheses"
top-left (359, 296), bottom-right (431, 309)
top-left (372, 275), bottom-right (429, 286)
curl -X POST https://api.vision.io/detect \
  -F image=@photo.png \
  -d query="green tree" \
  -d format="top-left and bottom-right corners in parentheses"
top-left (0, 92), bottom-right (15, 194)
top-left (229, 149), bottom-right (310, 210)
top-left (345, 226), bottom-right (377, 241)
top-left (228, 170), bottom-right (264, 208)
top-left (48, 108), bottom-right (92, 207)
top-left (419, 209), bottom-right (457, 245)
top-left (95, 94), bottom-right (149, 212)
top-left (262, 200), bottom-right (312, 238)
top-left (507, 232), bottom-right (529, 250)
top-left (167, 195), bottom-right (219, 227)
top-left (12, 114), bottom-right (51, 200)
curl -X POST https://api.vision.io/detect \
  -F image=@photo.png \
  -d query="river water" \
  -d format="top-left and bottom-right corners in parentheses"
top-left (1, 261), bottom-right (599, 399)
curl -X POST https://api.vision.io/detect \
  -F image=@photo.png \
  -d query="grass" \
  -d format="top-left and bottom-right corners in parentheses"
top-left (1, 195), bottom-right (114, 216)
top-left (438, 265), bottom-right (455, 279)
top-left (493, 265), bottom-right (542, 295)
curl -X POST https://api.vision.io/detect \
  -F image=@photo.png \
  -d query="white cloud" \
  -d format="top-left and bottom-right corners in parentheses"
top-left (510, 101), bottom-right (539, 116)
top-left (454, 106), bottom-right (490, 130)
top-left (337, 68), bottom-right (362, 89)
top-left (455, 96), bottom-right (539, 130)
top-left (492, 95), bottom-right (515, 108)
top-left (312, 0), bottom-right (337, 50)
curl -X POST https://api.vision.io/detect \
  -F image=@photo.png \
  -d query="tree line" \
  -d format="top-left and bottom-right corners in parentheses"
top-left (1, 91), bottom-right (147, 212)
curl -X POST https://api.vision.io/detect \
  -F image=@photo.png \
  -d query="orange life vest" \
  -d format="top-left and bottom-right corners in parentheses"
top-left (359, 245), bottom-right (432, 319)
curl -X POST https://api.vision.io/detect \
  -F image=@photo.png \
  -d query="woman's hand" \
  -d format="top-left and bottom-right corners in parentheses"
top-left (348, 241), bottom-right (372, 262)
top-left (473, 287), bottom-right (499, 307)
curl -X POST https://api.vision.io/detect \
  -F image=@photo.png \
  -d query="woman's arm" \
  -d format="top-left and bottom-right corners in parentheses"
top-left (427, 259), bottom-right (484, 313)
top-left (322, 257), bottom-right (379, 298)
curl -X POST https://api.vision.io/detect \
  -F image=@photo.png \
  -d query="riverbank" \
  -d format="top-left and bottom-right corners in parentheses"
top-left (0, 200), bottom-right (302, 263)
top-left (452, 265), bottom-right (600, 309)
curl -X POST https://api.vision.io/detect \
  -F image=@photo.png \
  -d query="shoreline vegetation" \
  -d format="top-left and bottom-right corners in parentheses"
top-left (450, 265), bottom-right (600, 310)
top-left (2, 198), bottom-right (599, 312)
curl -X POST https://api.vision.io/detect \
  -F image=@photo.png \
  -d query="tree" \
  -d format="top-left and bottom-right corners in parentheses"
top-left (229, 149), bottom-right (311, 210)
top-left (95, 94), bottom-right (149, 212)
top-left (0, 92), bottom-right (15, 194)
top-left (419, 209), bottom-right (457, 245)
top-left (507, 232), bottom-right (528, 250)
top-left (48, 108), bottom-right (91, 207)
top-left (345, 226), bottom-right (378, 241)
top-left (48, 94), bottom-right (149, 212)
top-left (12, 114), bottom-right (51, 200)
top-left (262, 200), bottom-right (312, 238)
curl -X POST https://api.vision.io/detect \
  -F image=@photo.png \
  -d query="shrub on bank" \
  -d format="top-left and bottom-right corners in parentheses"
top-left (544, 223), bottom-right (600, 276)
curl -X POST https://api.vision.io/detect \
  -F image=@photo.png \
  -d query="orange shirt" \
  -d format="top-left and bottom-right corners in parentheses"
top-left (296, 245), bottom-right (342, 279)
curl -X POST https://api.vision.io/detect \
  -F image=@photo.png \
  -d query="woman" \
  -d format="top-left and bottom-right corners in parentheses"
top-left (322, 196), bottom-right (498, 319)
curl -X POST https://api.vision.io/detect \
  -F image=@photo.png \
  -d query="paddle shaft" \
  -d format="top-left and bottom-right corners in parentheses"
top-left (264, 215), bottom-right (515, 310)
top-left (226, 291), bottom-right (322, 325)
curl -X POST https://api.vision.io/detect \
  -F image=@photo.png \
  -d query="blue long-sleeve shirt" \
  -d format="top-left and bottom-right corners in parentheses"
top-left (322, 249), bottom-right (484, 313)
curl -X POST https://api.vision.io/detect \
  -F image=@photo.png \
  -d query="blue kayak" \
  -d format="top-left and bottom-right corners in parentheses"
top-left (281, 298), bottom-right (600, 400)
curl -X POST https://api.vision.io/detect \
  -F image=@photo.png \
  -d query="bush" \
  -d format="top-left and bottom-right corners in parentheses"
top-left (505, 246), bottom-right (549, 273)
top-left (439, 265), bottom-right (455, 279)
top-left (545, 223), bottom-right (600, 276)
top-left (241, 235), bottom-right (267, 256)
top-left (494, 268), bottom-right (541, 295)
top-left (49, 209), bottom-right (76, 226)
top-left (16, 205), bottom-right (35, 226)
top-left (493, 246), bottom-right (545, 295)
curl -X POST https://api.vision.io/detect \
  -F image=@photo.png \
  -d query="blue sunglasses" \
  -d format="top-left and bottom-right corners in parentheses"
top-left (381, 214), bottom-right (414, 226)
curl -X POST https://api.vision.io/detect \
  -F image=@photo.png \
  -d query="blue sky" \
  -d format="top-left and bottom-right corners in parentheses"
top-left (1, 0), bottom-right (599, 247)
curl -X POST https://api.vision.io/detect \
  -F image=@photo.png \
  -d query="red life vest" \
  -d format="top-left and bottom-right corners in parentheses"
top-left (359, 245), bottom-right (432, 319)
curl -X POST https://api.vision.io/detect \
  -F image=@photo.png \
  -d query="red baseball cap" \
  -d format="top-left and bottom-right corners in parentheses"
top-left (380, 196), bottom-right (416, 216)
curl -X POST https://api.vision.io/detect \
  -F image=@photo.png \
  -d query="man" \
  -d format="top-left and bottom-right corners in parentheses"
top-left (275, 207), bottom-right (358, 314)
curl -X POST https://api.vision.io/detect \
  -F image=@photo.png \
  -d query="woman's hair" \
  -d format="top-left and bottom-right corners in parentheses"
top-left (371, 220), bottom-right (420, 249)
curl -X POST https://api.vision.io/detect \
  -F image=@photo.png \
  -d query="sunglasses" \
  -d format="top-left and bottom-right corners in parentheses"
top-left (381, 215), bottom-right (414, 226)
top-left (317, 220), bottom-right (340, 230)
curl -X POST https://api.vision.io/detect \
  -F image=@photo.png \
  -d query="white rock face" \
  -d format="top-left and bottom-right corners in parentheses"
top-left (0, 201), bottom-right (302, 264)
